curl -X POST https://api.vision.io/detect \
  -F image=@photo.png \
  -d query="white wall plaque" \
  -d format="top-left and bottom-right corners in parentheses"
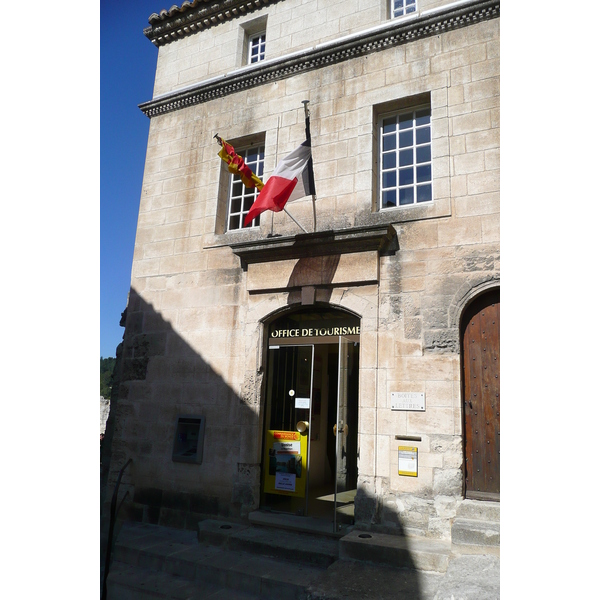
top-left (391, 392), bottom-right (425, 411)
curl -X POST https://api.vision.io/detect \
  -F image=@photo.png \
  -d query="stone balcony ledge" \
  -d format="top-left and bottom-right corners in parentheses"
top-left (227, 223), bottom-right (398, 270)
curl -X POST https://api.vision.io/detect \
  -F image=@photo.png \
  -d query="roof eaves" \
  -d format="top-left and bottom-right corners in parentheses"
top-left (139, 0), bottom-right (500, 118)
top-left (144, 0), bottom-right (280, 47)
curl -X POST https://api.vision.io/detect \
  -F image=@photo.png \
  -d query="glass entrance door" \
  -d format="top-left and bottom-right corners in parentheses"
top-left (334, 336), bottom-right (357, 531)
top-left (260, 332), bottom-right (359, 530)
top-left (261, 344), bottom-right (314, 515)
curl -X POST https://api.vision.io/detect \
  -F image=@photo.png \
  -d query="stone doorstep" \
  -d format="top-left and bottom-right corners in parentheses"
top-left (339, 530), bottom-right (451, 574)
top-left (112, 522), bottom-right (327, 599)
top-left (196, 518), bottom-right (250, 547)
top-left (456, 499), bottom-right (500, 522)
top-left (112, 518), bottom-right (479, 598)
top-left (248, 509), bottom-right (351, 537)
top-left (197, 549), bottom-right (325, 598)
top-left (198, 518), bottom-right (339, 568)
top-left (451, 518), bottom-right (500, 549)
top-left (200, 518), bottom-right (453, 574)
top-left (451, 500), bottom-right (500, 554)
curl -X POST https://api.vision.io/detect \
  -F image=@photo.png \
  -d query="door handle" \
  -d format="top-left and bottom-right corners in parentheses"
top-left (333, 424), bottom-right (348, 436)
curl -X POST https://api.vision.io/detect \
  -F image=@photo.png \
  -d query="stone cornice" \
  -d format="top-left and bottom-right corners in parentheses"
top-left (144, 0), bottom-right (282, 47)
top-left (228, 224), bottom-right (398, 270)
top-left (139, 0), bottom-right (499, 118)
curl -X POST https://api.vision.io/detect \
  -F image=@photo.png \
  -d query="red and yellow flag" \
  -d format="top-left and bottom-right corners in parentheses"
top-left (216, 136), bottom-right (264, 190)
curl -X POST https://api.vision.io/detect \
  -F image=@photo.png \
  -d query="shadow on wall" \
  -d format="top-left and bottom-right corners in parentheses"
top-left (100, 286), bottom-right (423, 598)
top-left (100, 286), bottom-right (262, 566)
top-left (286, 254), bottom-right (340, 304)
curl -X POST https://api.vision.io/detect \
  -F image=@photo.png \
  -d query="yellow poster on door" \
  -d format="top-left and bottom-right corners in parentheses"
top-left (263, 430), bottom-right (307, 497)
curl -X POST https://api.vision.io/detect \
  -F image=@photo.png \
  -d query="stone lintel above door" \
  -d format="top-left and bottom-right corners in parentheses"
top-left (247, 251), bottom-right (379, 293)
top-left (228, 224), bottom-right (397, 293)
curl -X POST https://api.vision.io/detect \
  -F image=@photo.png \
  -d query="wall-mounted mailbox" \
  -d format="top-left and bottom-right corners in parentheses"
top-left (172, 416), bottom-right (205, 464)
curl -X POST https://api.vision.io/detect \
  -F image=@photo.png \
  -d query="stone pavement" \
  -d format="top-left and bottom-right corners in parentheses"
top-left (308, 553), bottom-right (499, 599)
top-left (104, 520), bottom-right (499, 600)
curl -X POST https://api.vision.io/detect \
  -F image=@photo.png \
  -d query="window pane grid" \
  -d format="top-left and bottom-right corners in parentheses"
top-left (392, 0), bottom-right (417, 18)
top-left (227, 146), bottom-right (264, 231)
top-left (249, 33), bottom-right (266, 64)
top-left (380, 108), bottom-right (432, 210)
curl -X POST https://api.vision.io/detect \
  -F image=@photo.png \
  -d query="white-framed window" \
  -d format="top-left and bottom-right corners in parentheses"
top-left (391, 0), bottom-right (417, 18)
top-left (379, 106), bottom-right (432, 209)
top-left (248, 32), bottom-right (266, 64)
top-left (227, 145), bottom-right (264, 231)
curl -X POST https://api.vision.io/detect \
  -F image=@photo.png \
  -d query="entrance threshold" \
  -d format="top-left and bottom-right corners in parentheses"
top-left (248, 510), bottom-right (353, 538)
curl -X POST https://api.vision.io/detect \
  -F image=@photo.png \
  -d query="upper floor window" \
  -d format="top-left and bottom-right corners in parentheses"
top-left (227, 145), bottom-right (264, 231)
top-left (248, 32), bottom-right (266, 64)
top-left (379, 106), bottom-right (432, 209)
top-left (391, 0), bottom-right (417, 18)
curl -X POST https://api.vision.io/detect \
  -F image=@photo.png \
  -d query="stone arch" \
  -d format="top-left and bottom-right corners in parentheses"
top-left (252, 298), bottom-right (365, 404)
top-left (259, 300), bottom-right (363, 329)
top-left (449, 273), bottom-right (500, 332)
top-left (255, 301), bottom-right (364, 376)
top-left (458, 286), bottom-right (500, 499)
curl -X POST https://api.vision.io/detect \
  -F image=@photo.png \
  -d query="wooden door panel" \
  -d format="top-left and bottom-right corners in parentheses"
top-left (462, 291), bottom-right (500, 499)
top-left (481, 303), bottom-right (499, 494)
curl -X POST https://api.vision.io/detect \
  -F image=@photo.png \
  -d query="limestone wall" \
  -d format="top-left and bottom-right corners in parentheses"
top-left (152, 0), bottom-right (453, 97)
top-left (108, 1), bottom-right (499, 535)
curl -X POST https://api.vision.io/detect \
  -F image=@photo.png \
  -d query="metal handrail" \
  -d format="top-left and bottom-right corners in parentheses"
top-left (102, 458), bottom-right (132, 600)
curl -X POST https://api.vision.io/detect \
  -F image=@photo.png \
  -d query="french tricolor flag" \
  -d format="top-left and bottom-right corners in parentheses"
top-left (243, 140), bottom-right (315, 227)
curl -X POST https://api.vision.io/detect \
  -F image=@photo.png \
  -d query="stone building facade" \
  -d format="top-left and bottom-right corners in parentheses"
top-left (102, 0), bottom-right (500, 542)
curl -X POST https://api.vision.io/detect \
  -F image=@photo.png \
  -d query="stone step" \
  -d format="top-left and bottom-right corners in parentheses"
top-left (107, 560), bottom-right (260, 599)
top-left (248, 509), bottom-right (351, 537)
top-left (451, 517), bottom-right (500, 552)
top-left (451, 500), bottom-right (500, 554)
top-left (110, 521), bottom-right (327, 600)
top-left (306, 559), bottom-right (432, 600)
top-left (107, 561), bottom-right (233, 600)
top-left (106, 520), bottom-right (499, 600)
top-left (456, 499), bottom-right (500, 522)
top-left (198, 518), bottom-right (339, 568)
top-left (339, 529), bottom-right (451, 573)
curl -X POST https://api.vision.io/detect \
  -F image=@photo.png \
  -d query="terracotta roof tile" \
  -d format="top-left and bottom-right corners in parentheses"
top-left (144, 0), bottom-right (278, 46)
top-left (148, 1), bottom-right (206, 25)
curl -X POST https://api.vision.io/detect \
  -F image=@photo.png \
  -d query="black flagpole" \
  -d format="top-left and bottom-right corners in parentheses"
top-left (302, 100), bottom-right (317, 232)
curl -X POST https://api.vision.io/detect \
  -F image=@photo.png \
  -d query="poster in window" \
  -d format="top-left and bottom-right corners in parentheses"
top-left (263, 430), bottom-right (307, 497)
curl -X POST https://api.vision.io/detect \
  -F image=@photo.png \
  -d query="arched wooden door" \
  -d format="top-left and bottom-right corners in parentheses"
top-left (461, 289), bottom-right (500, 500)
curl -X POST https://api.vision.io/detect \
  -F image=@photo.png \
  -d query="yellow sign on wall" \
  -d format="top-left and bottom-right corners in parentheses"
top-left (398, 446), bottom-right (418, 477)
top-left (263, 430), bottom-right (307, 497)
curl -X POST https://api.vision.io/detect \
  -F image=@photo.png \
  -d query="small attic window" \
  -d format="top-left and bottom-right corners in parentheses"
top-left (248, 32), bottom-right (266, 64)
top-left (391, 0), bottom-right (417, 18)
top-left (240, 15), bottom-right (268, 66)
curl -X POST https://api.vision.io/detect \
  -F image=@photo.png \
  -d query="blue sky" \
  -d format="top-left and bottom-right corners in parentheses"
top-left (101, 0), bottom-right (158, 358)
